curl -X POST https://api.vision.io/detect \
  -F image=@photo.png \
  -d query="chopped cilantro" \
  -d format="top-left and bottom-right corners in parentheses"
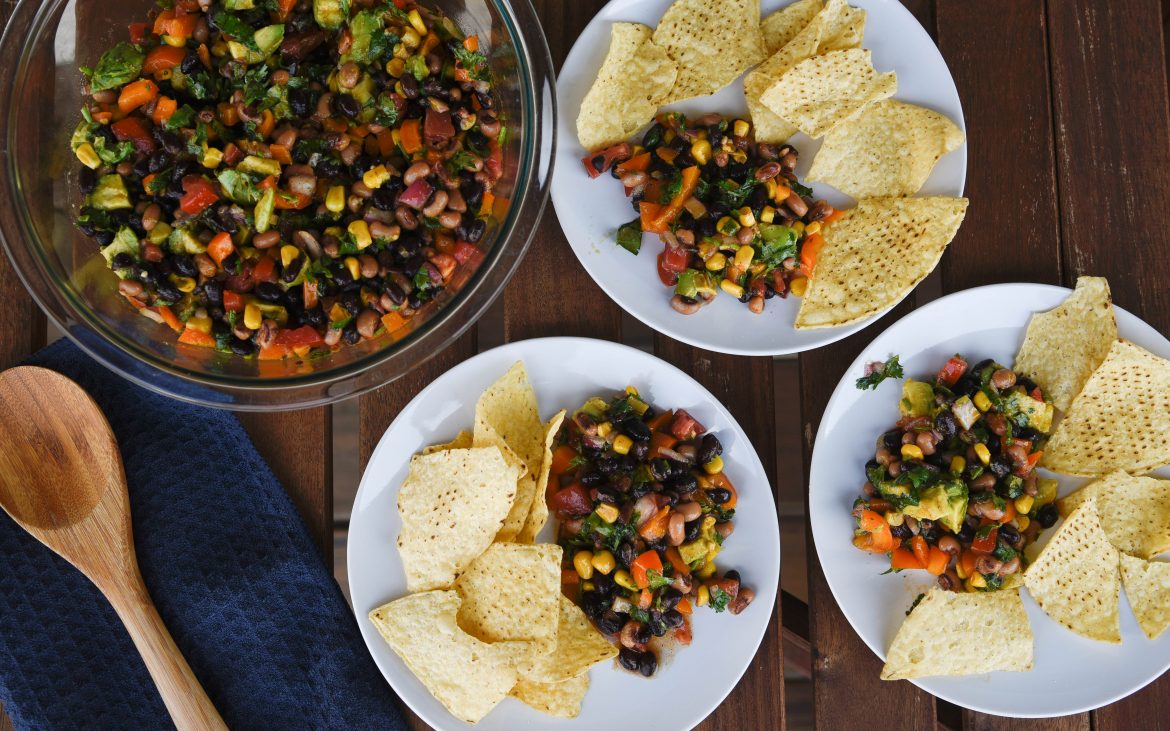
top-left (906, 592), bottom-right (926, 615)
top-left (451, 43), bottom-right (491, 81)
top-left (645, 569), bottom-right (673, 590)
top-left (855, 355), bottom-right (904, 390)
top-left (709, 586), bottom-right (731, 613)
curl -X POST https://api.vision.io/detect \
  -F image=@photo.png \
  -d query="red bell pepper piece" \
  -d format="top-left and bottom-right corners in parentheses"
top-left (180, 176), bottom-right (220, 216)
top-left (111, 117), bottom-right (156, 154)
top-left (274, 325), bottom-right (325, 349)
top-left (936, 356), bottom-right (969, 386)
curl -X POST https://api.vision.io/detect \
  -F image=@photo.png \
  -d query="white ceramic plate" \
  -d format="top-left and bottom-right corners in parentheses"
top-left (349, 337), bottom-right (780, 730)
top-left (808, 283), bottom-right (1170, 718)
top-left (551, 0), bottom-right (967, 356)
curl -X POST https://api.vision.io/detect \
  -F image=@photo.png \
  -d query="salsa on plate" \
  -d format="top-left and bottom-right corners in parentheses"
top-left (73, 0), bottom-right (502, 359)
top-left (584, 112), bottom-right (841, 316)
top-left (851, 356), bottom-right (1061, 592)
top-left (550, 387), bottom-right (754, 677)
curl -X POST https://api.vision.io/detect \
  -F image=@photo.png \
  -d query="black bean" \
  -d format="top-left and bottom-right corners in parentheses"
top-left (668, 473), bottom-right (698, 495)
top-left (400, 74), bottom-right (419, 99)
top-left (94, 229), bottom-right (115, 247)
top-left (407, 293), bottom-right (425, 310)
top-left (172, 254), bottom-right (197, 277)
top-left (180, 54), bottom-right (201, 74)
top-left (663, 610), bottom-right (685, 629)
top-left (342, 320), bottom-right (360, 345)
top-left (155, 281), bottom-right (182, 303)
top-left (957, 521), bottom-right (975, 543)
top-left (684, 519), bottom-right (701, 543)
top-left (708, 487), bottom-right (732, 505)
top-left (698, 434), bottom-right (723, 464)
top-left (638, 651), bottom-right (657, 677)
top-left (618, 648), bottom-right (642, 673)
top-left (336, 94), bottom-right (361, 119)
top-left (229, 337), bottom-right (255, 356)
top-left (332, 264), bottom-right (353, 287)
top-left (340, 290), bottom-right (362, 316)
top-left (281, 256), bottom-right (304, 284)
top-left (934, 412), bottom-right (957, 440)
top-left (372, 184), bottom-right (399, 210)
top-left (350, 154), bottom-right (376, 178)
top-left (202, 279), bottom-right (223, 305)
top-left (254, 281), bottom-right (284, 302)
top-left (316, 157), bottom-right (344, 179)
top-left (989, 456), bottom-right (1012, 479)
top-left (634, 623), bottom-right (652, 645)
top-left (617, 542), bottom-right (637, 568)
top-left (890, 522), bottom-right (912, 539)
top-left (579, 470), bottom-right (604, 487)
top-left (648, 611), bottom-right (667, 637)
top-left (1036, 503), bottom-right (1058, 528)
top-left (592, 572), bottom-right (616, 597)
top-left (659, 588), bottom-right (683, 611)
top-left (111, 252), bottom-right (135, 269)
top-left (288, 88), bottom-right (311, 117)
top-left (581, 590), bottom-right (607, 621)
top-left (1000, 523), bottom-right (1023, 548)
top-left (630, 441), bottom-right (649, 460)
top-left (459, 216), bottom-right (486, 243)
top-left (598, 610), bottom-right (624, 635)
top-left (302, 306), bottom-right (326, 328)
top-left (622, 418), bottom-right (651, 442)
top-left (132, 155), bottom-right (152, 179)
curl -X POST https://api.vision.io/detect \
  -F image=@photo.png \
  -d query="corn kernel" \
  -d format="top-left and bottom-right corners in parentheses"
top-left (720, 279), bottom-right (744, 299)
top-left (734, 244), bottom-right (754, 270)
top-left (201, 147), bottom-right (223, 169)
top-left (973, 391), bottom-right (992, 412)
top-left (612, 434), bottom-right (633, 455)
top-left (243, 303), bottom-right (262, 330)
top-left (967, 573), bottom-right (987, 590)
top-left (161, 33), bottom-right (185, 48)
top-left (886, 511), bottom-right (904, 527)
top-left (702, 455), bottom-right (724, 474)
top-left (172, 275), bottom-right (196, 293)
top-left (591, 550), bottom-right (616, 575)
top-left (705, 252), bottom-right (727, 271)
top-left (955, 560), bottom-right (969, 580)
top-left (348, 219), bottom-right (373, 249)
top-left (974, 442), bottom-right (991, 465)
top-left (573, 551), bottom-right (594, 580)
top-left (791, 220), bottom-right (805, 235)
top-left (789, 276), bottom-right (809, 297)
top-left (187, 316), bottom-right (212, 334)
top-left (690, 139), bottom-right (712, 165)
top-left (1014, 495), bottom-right (1035, 515)
top-left (329, 302), bottom-right (349, 324)
top-left (149, 222), bottom-right (172, 244)
top-left (697, 557), bottom-right (718, 579)
top-left (1016, 515), bottom-right (1030, 531)
top-left (697, 584), bottom-right (710, 607)
top-left (595, 503), bottom-right (620, 524)
top-left (765, 179), bottom-right (777, 198)
top-left (279, 245), bottom-right (299, 268)
top-left (760, 205), bottom-right (776, 224)
top-left (733, 119), bottom-right (751, 137)
top-left (737, 206), bottom-right (756, 228)
top-left (407, 9), bottom-right (427, 34)
top-left (614, 569), bottom-right (638, 592)
top-left (950, 456), bottom-right (966, 475)
top-left (901, 444), bottom-right (924, 461)
top-left (629, 396), bottom-right (649, 415)
top-left (805, 221), bottom-right (822, 235)
top-left (702, 515), bottom-right (717, 532)
top-left (325, 186), bottom-right (345, 214)
top-left (596, 421), bottom-right (613, 438)
top-left (210, 41), bottom-right (228, 57)
top-left (75, 143), bottom-right (101, 169)
top-left (344, 256), bottom-right (360, 281)
top-left (402, 28), bottom-right (421, 48)
top-left (385, 57), bottom-right (406, 78)
top-left (581, 581), bottom-right (595, 593)
top-left (363, 165), bottom-right (391, 189)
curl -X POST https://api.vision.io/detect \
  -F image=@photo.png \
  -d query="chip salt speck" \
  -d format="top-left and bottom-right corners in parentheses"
top-left (794, 197), bottom-right (968, 329)
top-left (759, 48), bottom-right (896, 138)
top-left (881, 587), bottom-right (1033, 680)
top-left (654, 0), bottom-right (766, 104)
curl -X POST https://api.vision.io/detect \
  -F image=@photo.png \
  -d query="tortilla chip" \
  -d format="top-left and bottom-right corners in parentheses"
top-left (517, 410), bottom-right (567, 544)
top-left (1024, 498), bottom-right (1121, 643)
top-left (397, 449), bottom-right (519, 592)
top-left (761, 0), bottom-right (822, 54)
top-left (817, 0), bottom-right (865, 52)
top-left (654, 0), bottom-right (766, 104)
top-left (368, 590), bottom-right (520, 723)
top-left (880, 587), bottom-right (1032, 680)
top-left (759, 48), bottom-right (896, 138)
top-left (509, 674), bottom-right (589, 719)
top-left (1120, 554), bottom-right (1170, 640)
top-left (1014, 277), bottom-right (1117, 413)
top-left (455, 543), bottom-right (562, 657)
top-left (577, 23), bottom-right (677, 151)
top-left (1042, 340), bottom-right (1170, 476)
top-left (1056, 471), bottom-right (1170, 559)
top-left (806, 99), bottom-right (964, 198)
top-left (421, 430), bottom-right (473, 454)
top-left (794, 197), bottom-right (968, 329)
top-left (520, 596), bottom-right (619, 683)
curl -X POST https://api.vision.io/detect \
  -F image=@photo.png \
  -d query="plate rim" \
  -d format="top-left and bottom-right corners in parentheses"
top-left (808, 281), bottom-right (1170, 718)
top-left (347, 335), bottom-right (782, 730)
top-left (550, 0), bottom-right (969, 356)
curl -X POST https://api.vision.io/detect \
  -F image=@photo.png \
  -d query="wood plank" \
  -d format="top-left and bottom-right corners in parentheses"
top-left (1046, 0), bottom-right (1170, 726)
top-left (654, 339), bottom-right (784, 730)
top-left (799, 302), bottom-right (938, 731)
top-left (962, 717), bottom-right (1088, 731)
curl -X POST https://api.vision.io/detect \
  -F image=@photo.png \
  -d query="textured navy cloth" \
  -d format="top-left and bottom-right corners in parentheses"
top-left (0, 339), bottom-right (405, 731)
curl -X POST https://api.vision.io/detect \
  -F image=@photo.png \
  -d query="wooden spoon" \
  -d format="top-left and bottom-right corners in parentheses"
top-left (0, 366), bottom-right (226, 731)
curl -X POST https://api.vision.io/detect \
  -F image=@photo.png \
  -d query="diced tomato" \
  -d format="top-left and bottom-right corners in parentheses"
top-left (1031, 386), bottom-right (1043, 401)
top-left (111, 117), bottom-right (156, 154)
top-left (398, 179), bottom-right (433, 209)
top-left (656, 246), bottom-right (690, 287)
top-left (128, 22), bottom-right (150, 44)
top-left (959, 550), bottom-right (978, 579)
top-left (670, 409), bottom-right (705, 440)
top-left (674, 616), bottom-right (693, 645)
top-left (936, 356), bottom-right (969, 386)
top-left (274, 325), bottom-right (325, 350)
top-left (452, 241), bottom-right (483, 266)
top-left (549, 484), bottom-right (592, 517)
top-left (273, 190), bottom-right (312, 210)
top-left (630, 550), bottom-right (664, 590)
top-left (798, 232), bottom-right (825, 277)
top-left (1018, 450), bottom-right (1044, 476)
top-left (275, 0), bottom-right (298, 21)
top-left (222, 291), bottom-right (245, 313)
top-left (549, 445), bottom-right (578, 479)
top-left (999, 500), bottom-right (1017, 525)
top-left (153, 10), bottom-right (199, 40)
top-left (675, 597), bottom-right (693, 615)
top-left (581, 142), bottom-right (631, 179)
top-left (180, 176), bottom-right (221, 216)
top-left (971, 523), bottom-right (998, 554)
top-left (251, 255), bottom-right (277, 283)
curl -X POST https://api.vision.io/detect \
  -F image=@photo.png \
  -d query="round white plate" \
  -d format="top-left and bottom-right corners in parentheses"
top-left (552, 0), bottom-right (967, 356)
top-left (808, 283), bottom-right (1170, 718)
top-left (349, 337), bottom-right (780, 730)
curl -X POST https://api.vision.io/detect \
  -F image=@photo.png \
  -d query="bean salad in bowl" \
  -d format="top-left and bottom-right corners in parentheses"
top-left (72, 0), bottom-right (504, 360)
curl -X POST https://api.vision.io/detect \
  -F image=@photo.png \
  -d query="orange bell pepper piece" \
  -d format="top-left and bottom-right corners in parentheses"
top-left (630, 550), bottom-right (665, 590)
top-left (117, 79), bottom-right (159, 113)
top-left (891, 547), bottom-right (924, 571)
top-left (207, 232), bottom-right (235, 266)
top-left (650, 166), bottom-right (700, 231)
top-left (399, 119), bottom-right (423, 154)
top-left (177, 327), bottom-right (216, 348)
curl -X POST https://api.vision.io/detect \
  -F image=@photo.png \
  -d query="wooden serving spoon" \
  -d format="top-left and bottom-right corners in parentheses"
top-left (0, 366), bottom-right (226, 731)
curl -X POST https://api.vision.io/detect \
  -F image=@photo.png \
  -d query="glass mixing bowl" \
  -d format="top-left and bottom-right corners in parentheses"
top-left (0, 0), bottom-right (554, 410)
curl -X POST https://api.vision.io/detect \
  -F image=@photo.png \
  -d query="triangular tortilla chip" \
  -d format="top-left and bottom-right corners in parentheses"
top-left (794, 197), bottom-right (968, 329)
top-left (1042, 340), bottom-right (1170, 476)
top-left (1056, 470), bottom-right (1170, 559)
top-left (576, 23), bottom-right (677, 151)
top-left (517, 410), bottom-right (567, 544)
top-left (1024, 498), bottom-right (1121, 643)
top-left (881, 587), bottom-right (1033, 680)
top-left (509, 674), bottom-right (589, 719)
top-left (421, 430), bottom-right (473, 454)
top-left (654, 0), bottom-right (766, 104)
top-left (1014, 276), bottom-right (1117, 412)
top-left (817, 0), bottom-right (866, 51)
top-left (759, 48), bottom-right (896, 138)
top-left (806, 99), bottom-right (964, 198)
top-left (520, 596), bottom-right (619, 683)
top-left (761, 0), bottom-right (822, 54)
top-left (1120, 553), bottom-right (1170, 640)
top-left (454, 543), bottom-right (562, 658)
top-left (369, 591), bottom-right (521, 723)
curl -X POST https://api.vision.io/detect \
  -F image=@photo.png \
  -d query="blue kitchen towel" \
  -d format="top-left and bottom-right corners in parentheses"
top-left (0, 339), bottom-right (406, 731)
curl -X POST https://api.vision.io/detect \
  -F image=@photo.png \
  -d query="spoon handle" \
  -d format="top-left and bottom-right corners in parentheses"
top-left (106, 573), bottom-right (228, 731)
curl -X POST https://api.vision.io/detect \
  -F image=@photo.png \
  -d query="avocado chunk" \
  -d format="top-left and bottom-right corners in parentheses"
top-left (345, 9), bottom-right (385, 63)
top-left (101, 227), bottom-right (140, 269)
top-left (1002, 390), bottom-right (1054, 433)
top-left (88, 174), bottom-right (133, 211)
top-left (167, 226), bottom-right (207, 255)
top-left (678, 537), bottom-right (712, 566)
top-left (223, 0), bottom-right (254, 8)
top-left (899, 379), bottom-right (935, 418)
top-left (254, 187), bottom-right (277, 234)
top-left (313, 0), bottom-right (348, 30)
top-left (236, 155), bottom-right (283, 178)
top-left (902, 480), bottom-right (968, 532)
top-left (229, 24), bottom-right (284, 64)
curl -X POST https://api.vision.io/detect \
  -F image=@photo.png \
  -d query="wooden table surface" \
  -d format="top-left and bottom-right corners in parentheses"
top-left (4, 0), bottom-right (1170, 729)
